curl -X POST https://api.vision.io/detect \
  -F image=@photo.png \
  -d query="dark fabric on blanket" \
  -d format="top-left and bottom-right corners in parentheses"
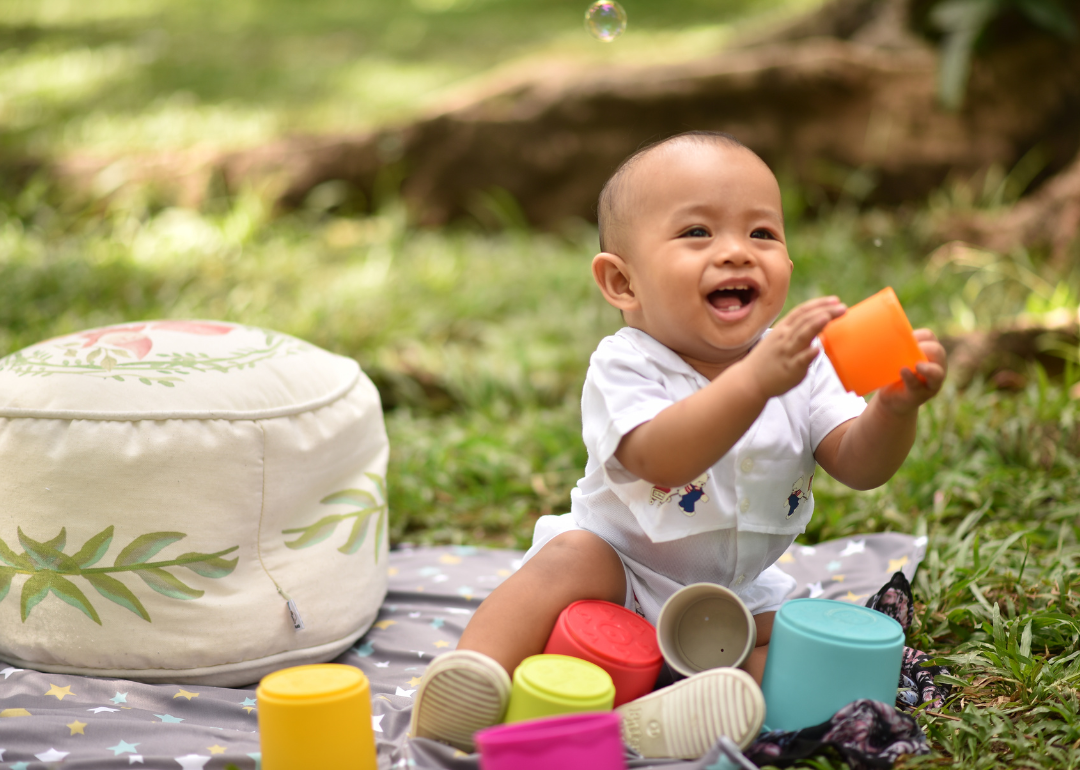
top-left (744, 699), bottom-right (929, 770)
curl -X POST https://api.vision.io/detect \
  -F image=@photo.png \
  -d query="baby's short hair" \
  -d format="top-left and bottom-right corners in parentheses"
top-left (596, 130), bottom-right (751, 254)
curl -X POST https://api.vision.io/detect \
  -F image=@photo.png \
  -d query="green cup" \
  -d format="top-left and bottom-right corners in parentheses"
top-left (504, 654), bottom-right (615, 723)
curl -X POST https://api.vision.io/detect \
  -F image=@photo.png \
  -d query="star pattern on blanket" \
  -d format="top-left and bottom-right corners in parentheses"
top-left (0, 539), bottom-right (925, 770)
top-left (108, 740), bottom-right (140, 755)
top-left (36, 749), bottom-right (69, 762)
top-left (67, 720), bottom-right (87, 735)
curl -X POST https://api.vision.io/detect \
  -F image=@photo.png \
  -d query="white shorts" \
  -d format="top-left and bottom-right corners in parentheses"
top-left (522, 513), bottom-right (795, 628)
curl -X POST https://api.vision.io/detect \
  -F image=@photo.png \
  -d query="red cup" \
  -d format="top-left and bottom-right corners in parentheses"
top-left (543, 600), bottom-right (662, 707)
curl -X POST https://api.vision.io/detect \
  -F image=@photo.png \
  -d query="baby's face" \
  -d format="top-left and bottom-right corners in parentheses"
top-left (612, 141), bottom-right (792, 374)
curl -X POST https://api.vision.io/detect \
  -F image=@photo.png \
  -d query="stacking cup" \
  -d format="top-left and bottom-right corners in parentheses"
top-left (476, 711), bottom-right (626, 770)
top-left (504, 654), bottom-right (615, 723)
top-left (818, 286), bottom-right (928, 396)
top-left (656, 583), bottom-right (756, 678)
top-left (760, 598), bottom-right (904, 731)
top-left (543, 600), bottom-right (662, 706)
top-left (257, 663), bottom-right (377, 770)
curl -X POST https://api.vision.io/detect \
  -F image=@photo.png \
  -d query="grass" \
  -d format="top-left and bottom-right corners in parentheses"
top-left (4, 0), bottom-right (1080, 767)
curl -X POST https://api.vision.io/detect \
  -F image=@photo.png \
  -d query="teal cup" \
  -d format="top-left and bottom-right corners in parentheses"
top-left (760, 599), bottom-right (903, 731)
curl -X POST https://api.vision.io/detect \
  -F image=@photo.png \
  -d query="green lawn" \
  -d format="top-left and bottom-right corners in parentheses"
top-left (3, 0), bottom-right (1080, 767)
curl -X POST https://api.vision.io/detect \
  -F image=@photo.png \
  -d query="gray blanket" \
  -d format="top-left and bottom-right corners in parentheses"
top-left (0, 534), bottom-right (924, 769)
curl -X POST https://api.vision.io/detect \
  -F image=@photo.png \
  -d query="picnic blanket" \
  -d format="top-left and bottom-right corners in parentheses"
top-left (0, 533), bottom-right (926, 769)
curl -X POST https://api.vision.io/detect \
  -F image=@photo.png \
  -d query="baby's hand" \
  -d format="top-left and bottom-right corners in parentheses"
top-left (743, 297), bottom-right (846, 398)
top-left (874, 329), bottom-right (947, 415)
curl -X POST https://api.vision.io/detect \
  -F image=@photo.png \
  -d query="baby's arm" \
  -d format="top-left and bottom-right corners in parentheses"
top-left (616, 296), bottom-right (846, 488)
top-left (814, 329), bottom-right (947, 490)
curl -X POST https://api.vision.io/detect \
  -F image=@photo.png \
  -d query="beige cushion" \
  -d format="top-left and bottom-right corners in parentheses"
top-left (0, 321), bottom-right (388, 685)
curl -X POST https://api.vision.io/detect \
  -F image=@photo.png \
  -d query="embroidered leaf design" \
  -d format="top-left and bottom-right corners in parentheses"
top-left (84, 573), bottom-right (150, 621)
top-left (177, 552), bottom-right (239, 578)
top-left (283, 515), bottom-right (346, 550)
top-left (18, 528), bottom-right (80, 572)
top-left (44, 573), bottom-right (102, 625)
top-left (0, 567), bottom-right (14, 603)
top-left (321, 489), bottom-right (377, 508)
top-left (0, 536), bottom-right (33, 571)
top-left (72, 527), bottom-right (114, 568)
top-left (373, 510), bottom-right (386, 564)
top-left (43, 528), bottom-right (66, 553)
top-left (0, 526), bottom-right (238, 624)
top-left (136, 567), bottom-right (204, 600)
top-left (284, 476), bottom-right (388, 557)
top-left (115, 532), bottom-right (186, 567)
top-left (21, 572), bottom-right (51, 621)
top-left (365, 472), bottom-right (388, 502)
top-left (338, 511), bottom-right (379, 555)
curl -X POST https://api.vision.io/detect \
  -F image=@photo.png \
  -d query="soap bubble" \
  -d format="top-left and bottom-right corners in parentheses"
top-left (585, 1), bottom-right (627, 42)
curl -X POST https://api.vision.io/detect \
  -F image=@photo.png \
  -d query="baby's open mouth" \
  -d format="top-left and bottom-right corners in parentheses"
top-left (708, 285), bottom-right (758, 312)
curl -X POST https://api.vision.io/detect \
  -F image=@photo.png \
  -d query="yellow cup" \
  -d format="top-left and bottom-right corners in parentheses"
top-left (257, 664), bottom-right (377, 770)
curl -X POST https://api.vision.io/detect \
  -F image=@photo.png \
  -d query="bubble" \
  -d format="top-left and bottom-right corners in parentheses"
top-left (585, 1), bottom-right (627, 42)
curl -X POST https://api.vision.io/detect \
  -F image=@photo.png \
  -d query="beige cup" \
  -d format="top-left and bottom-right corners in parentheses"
top-left (656, 583), bottom-right (757, 677)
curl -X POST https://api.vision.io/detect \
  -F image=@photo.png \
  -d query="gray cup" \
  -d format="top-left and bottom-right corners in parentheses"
top-left (656, 583), bottom-right (757, 677)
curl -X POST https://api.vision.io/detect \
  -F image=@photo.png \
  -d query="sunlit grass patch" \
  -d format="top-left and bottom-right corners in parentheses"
top-left (0, 0), bottom-right (824, 157)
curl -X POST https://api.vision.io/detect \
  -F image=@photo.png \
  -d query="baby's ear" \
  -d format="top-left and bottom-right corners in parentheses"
top-left (592, 252), bottom-right (639, 312)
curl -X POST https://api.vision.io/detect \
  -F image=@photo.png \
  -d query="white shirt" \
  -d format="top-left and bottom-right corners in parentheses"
top-left (561, 327), bottom-right (867, 613)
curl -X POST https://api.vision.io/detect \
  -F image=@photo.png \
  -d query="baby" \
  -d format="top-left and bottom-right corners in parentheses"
top-left (408, 131), bottom-right (947, 757)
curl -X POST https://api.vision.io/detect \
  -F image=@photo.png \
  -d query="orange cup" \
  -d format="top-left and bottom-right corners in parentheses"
top-left (818, 287), bottom-right (927, 396)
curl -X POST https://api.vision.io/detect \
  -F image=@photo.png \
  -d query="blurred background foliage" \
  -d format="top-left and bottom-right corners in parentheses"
top-left (0, 0), bottom-right (815, 157)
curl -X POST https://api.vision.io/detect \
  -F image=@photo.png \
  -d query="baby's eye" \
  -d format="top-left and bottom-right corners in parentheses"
top-left (680, 226), bottom-right (710, 238)
top-left (750, 228), bottom-right (777, 240)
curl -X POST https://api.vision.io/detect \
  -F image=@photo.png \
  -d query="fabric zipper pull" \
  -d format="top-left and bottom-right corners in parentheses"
top-left (287, 599), bottom-right (305, 630)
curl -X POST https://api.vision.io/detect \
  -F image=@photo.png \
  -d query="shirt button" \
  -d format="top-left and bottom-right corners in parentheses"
top-left (741, 458), bottom-right (754, 473)
top-left (735, 575), bottom-right (746, 586)
top-left (739, 498), bottom-right (750, 513)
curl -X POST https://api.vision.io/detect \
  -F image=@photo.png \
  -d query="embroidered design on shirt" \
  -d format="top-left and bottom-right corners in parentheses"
top-left (785, 473), bottom-right (814, 517)
top-left (648, 473), bottom-right (710, 515)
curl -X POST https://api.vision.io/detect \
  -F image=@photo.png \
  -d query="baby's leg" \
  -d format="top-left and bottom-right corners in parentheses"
top-left (741, 611), bottom-right (775, 684)
top-left (458, 530), bottom-right (627, 675)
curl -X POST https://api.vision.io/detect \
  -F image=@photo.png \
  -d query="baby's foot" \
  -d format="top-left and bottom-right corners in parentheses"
top-left (408, 649), bottom-right (511, 752)
top-left (616, 667), bottom-right (765, 759)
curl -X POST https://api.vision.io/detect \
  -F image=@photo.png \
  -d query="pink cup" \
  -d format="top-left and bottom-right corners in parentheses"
top-left (475, 711), bottom-right (626, 770)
